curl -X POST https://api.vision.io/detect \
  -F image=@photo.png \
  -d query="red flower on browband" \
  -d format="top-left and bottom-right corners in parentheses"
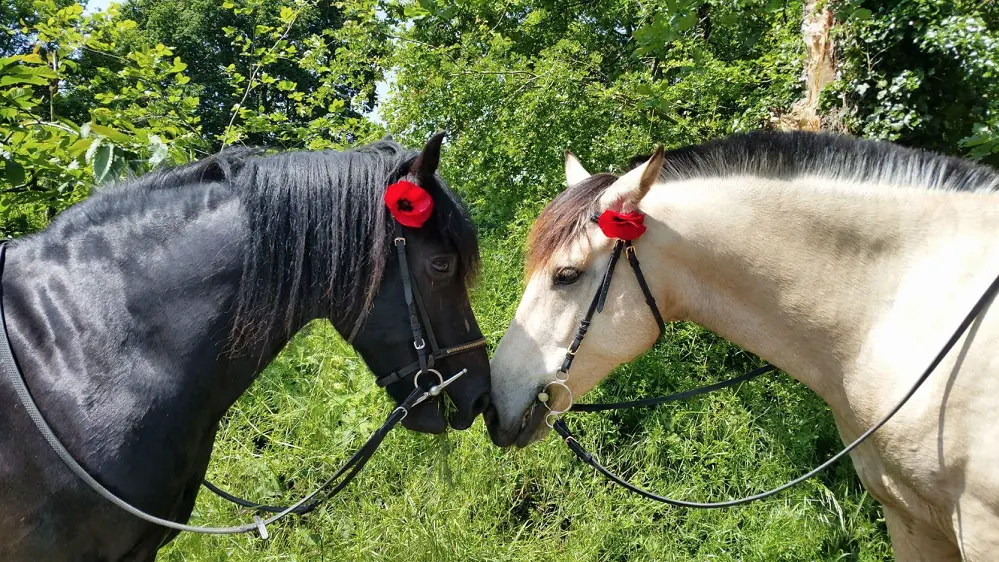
top-left (598, 209), bottom-right (646, 240)
top-left (385, 180), bottom-right (434, 228)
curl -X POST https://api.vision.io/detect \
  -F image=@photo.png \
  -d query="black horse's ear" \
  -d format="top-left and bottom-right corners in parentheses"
top-left (409, 131), bottom-right (445, 182)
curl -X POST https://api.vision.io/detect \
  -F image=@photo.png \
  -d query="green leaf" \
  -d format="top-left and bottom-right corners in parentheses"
top-left (92, 143), bottom-right (114, 183)
top-left (3, 158), bottom-right (25, 186)
top-left (851, 8), bottom-right (873, 21)
top-left (0, 73), bottom-right (50, 87)
top-left (404, 4), bottom-right (430, 20)
top-left (148, 135), bottom-right (169, 167)
top-left (85, 137), bottom-right (102, 166)
top-left (90, 124), bottom-right (132, 145)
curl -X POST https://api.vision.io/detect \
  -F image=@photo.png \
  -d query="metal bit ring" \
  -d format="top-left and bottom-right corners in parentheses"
top-left (413, 368), bottom-right (444, 390)
top-left (539, 380), bottom-right (573, 416)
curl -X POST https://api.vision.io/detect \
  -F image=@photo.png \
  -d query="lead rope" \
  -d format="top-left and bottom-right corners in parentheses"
top-left (547, 238), bottom-right (999, 508)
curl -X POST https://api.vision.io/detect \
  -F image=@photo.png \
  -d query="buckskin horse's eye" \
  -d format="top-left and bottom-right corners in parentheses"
top-left (554, 267), bottom-right (582, 285)
top-left (431, 258), bottom-right (451, 274)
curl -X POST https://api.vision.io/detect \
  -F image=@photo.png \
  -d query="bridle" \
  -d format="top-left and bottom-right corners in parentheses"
top-left (346, 222), bottom-right (488, 390)
top-left (538, 214), bottom-right (999, 508)
top-left (0, 202), bottom-right (486, 536)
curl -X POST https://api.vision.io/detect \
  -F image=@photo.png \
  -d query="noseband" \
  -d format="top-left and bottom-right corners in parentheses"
top-left (0, 202), bottom-right (485, 536)
top-left (539, 213), bottom-right (999, 508)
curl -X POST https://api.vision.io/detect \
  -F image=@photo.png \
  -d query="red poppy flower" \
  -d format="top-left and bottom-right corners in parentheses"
top-left (597, 209), bottom-right (647, 240)
top-left (384, 180), bottom-right (434, 228)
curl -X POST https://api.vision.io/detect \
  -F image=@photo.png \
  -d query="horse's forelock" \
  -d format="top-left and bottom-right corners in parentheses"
top-left (525, 173), bottom-right (618, 278)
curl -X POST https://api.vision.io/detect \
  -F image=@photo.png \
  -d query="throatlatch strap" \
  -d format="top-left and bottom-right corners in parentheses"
top-left (624, 241), bottom-right (666, 339)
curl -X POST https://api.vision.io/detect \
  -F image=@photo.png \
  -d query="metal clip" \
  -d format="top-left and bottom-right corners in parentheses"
top-left (392, 405), bottom-right (409, 421)
top-left (254, 515), bottom-right (269, 540)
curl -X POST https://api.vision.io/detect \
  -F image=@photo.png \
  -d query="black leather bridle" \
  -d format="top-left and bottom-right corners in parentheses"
top-left (352, 223), bottom-right (488, 390)
top-left (541, 220), bottom-right (999, 508)
top-left (0, 219), bottom-right (485, 536)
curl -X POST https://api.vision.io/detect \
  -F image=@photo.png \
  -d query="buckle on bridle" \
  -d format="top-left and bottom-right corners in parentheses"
top-left (394, 237), bottom-right (406, 246)
top-left (625, 244), bottom-right (637, 258)
top-left (414, 338), bottom-right (426, 350)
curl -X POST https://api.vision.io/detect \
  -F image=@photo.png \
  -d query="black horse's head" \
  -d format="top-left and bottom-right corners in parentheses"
top-left (225, 134), bottom-right (489, 433)
top-left (345, 134), bottom-right (491, 432)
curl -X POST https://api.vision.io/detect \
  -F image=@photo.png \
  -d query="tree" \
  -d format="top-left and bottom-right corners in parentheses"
top-left (116, 0), bottom-right (391, 148)
top-left (384, 0), bottom-right (805, 230)
top-left (829, 0), bottom-right (999, 164)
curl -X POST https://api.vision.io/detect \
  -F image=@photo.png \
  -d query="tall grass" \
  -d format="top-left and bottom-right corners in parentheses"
top-left (162, 232), bottom-right (892, 561)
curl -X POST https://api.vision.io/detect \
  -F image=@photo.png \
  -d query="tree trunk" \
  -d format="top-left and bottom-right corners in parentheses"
top-left (779, 0), bottom-right (838, 131)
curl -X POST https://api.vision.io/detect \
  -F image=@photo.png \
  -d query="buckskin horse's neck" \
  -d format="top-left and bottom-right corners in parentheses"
top-left (638, 176), bottom-right (956, 408)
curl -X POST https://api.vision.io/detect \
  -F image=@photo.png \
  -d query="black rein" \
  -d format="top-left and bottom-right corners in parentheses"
top-left (550, 237), bottom-right (999, 508)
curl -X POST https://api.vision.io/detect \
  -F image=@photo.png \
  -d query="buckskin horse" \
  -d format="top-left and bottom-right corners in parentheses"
top-left (0, 134), bottom-right (490, 560)
top-left (487, 131), bottom-right (999, 560)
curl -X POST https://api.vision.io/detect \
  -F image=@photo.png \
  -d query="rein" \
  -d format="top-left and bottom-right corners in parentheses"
top-left (540, 224), bottom-right (999, 508)
top-left (0, 217), bottom-right (483, 535)
top-left (201, 224), bottom-right (486, 517)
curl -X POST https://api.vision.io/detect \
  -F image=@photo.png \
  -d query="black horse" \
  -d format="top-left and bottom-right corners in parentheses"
top-left (0, 135), bottom-right (490, 560)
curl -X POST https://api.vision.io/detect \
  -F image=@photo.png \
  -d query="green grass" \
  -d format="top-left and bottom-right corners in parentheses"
top-left (161, 233), bottom-right (892, 561)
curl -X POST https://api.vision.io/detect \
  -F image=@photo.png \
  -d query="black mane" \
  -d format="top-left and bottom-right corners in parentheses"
top-left (637, 131), bottom-right (999, 191)
top-left (54, 140), bottom-right (480, 351)
top-left (531, 131), bottom-right (999, 275)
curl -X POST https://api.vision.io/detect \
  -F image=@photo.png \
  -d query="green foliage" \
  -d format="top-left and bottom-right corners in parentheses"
top-left (383, 0), bottom-right (803, 231)
top-left (0, 1), bottom-right (205, 235)
top-left (8, 0), bottom-right (997, 558)
top-left (119, 0), bottom-right (391, 148)
top-left (0, 0), bottom-right (390, 236)
top-left (829, 0), bottom-right (999, 164)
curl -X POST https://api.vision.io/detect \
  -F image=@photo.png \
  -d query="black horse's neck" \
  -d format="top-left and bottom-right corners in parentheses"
top-left (4, 179), bottom-right (268, 441)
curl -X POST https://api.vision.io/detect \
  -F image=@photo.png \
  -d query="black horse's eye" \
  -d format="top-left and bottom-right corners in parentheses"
top-left (431, 258), bottom-right (451, 274)
top-left (554, 267), bottom-right (582, 285)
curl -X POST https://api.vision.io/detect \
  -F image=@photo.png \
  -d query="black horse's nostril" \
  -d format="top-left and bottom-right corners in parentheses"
top-left (471, 391), bottom-right (491, 416)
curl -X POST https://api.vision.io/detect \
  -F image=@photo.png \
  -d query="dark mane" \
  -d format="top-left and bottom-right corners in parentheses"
top-left (530, 131), bottom-right (999, 276)
top-left (69, 141), bottom-right (480, 352)
top-left (645, 131), bottom-right (999, 190)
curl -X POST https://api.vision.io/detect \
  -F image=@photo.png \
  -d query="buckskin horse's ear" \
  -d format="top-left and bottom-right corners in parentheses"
top-left (565, 150), bottom-right (591, 186)
top-left (409, 131), bottom-right (446, 183)
top-left (598, 146), bottom-right (664, 212)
